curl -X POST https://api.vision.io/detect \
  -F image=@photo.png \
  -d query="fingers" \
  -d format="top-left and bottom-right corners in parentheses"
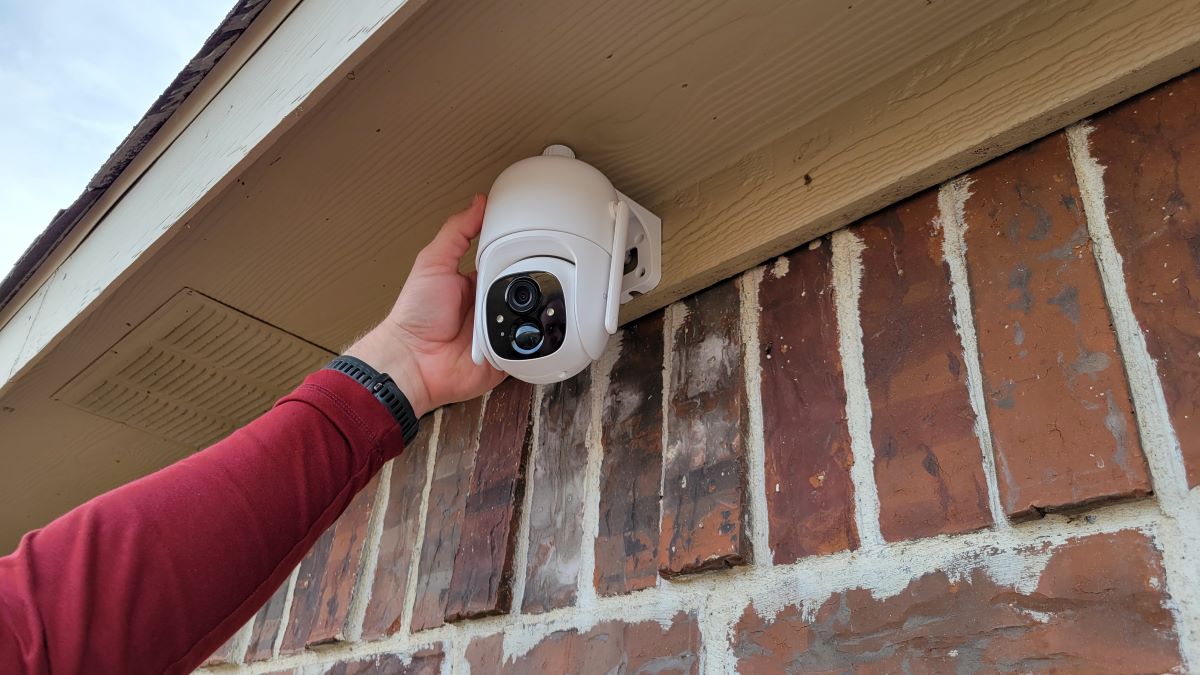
top-left (417, 194), bottom-right (487, 270)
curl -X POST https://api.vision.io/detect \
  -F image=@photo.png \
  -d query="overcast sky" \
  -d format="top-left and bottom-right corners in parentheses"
top-left (0, 0), bottom-right (231, 281)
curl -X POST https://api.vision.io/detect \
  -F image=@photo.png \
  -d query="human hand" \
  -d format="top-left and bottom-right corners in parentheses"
top-left (346, 194), bottom-right (505, 417)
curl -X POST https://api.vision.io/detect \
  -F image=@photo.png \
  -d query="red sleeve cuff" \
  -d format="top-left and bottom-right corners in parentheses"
top-left (277, 368), bottom-right (408, 463)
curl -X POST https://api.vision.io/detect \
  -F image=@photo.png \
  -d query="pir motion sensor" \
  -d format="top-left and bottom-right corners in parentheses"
top-left (471, 145), bottom-right (663, 384)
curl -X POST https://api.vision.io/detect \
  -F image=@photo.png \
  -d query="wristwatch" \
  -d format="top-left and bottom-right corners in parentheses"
top-left (324, 355), bottom-right (420, 444)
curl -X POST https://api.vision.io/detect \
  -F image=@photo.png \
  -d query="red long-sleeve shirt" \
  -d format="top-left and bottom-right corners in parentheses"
top-left (0, 369), bottom-right (404, 674)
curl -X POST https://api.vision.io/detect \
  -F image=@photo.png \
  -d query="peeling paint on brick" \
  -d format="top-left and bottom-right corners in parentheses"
top-left (522, 369), bottom-right (591, 612)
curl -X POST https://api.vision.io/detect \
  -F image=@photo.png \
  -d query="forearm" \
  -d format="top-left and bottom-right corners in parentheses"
top-left (0, 369), bottom-right (404, 675)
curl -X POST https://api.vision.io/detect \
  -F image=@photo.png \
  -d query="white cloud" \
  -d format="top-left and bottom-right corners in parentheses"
top-left (0, 0), bottom-right (231, 282)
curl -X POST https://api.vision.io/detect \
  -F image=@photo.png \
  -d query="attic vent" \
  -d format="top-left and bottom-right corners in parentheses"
top-left (55, 289), bottom-right (333, 449)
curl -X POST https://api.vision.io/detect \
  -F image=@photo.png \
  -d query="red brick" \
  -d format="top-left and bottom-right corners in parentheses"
top-left (469, 613), bottom-right (700, 674)
top-left (758, 240), bottom-right (858, 562)
top-left (732, 530), bottom-right (1182, 673)
top-left (522, 369), bottom-right (591, 613)
top-left (962, 133), bottom-right (1151, 519)
top-left (1088, 72), bottom-right (1200, 487)
top-left (288, 645), bottom-right (444, 675)
top-left (465, 633), bottom-right (505, 673)
top-left (410, 398), bottom-right (483, 631)
top-left (280, 475), bottom-right (379, 653)
top-left (243, 574), bottom-right (292, 661)
top-left (361, 420), bottom-right (435, 639)
top-left (660, 281), bottom-right (751, 576)
top-left (858, 193), bottom-right (992, 540)
top-left (445, 378), bottom-right (535, 621)
top-left (595, 311), bottom-right (665, 595)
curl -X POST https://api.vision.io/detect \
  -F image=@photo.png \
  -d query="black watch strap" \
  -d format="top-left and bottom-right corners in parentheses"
top-left (325, 355), bottom-right (419, 444)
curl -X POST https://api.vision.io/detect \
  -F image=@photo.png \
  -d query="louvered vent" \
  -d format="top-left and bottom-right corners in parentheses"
top-left (55, 289), bottom-right (333, 449)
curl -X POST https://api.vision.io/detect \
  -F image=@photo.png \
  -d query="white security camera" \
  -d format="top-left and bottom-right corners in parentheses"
top-left (471, 145), bottom-right (662, 384)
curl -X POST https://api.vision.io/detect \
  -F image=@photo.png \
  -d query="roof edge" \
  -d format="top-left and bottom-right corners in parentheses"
top-left (0, 0), bottom-right (272, 316)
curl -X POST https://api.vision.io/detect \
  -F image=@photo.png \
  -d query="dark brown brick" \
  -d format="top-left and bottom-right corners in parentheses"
top-left (1089, 72), bottom-right (1200, 487)
top-left (758, 240), bottom-right (858, 562)
top-left (595, 311), bottom-right (665, 595)
top-left (858, 193), bottom-right (992, 540)
top-left (471, 613), bottom-right (700, 673)
top-left (361, 419), bottom-right (435, 639)
top-left (445, 378), bottom-right (534, 621)
top-left (522, 369), bottom-right (591, 613)
top-left (732, 530), bottom-right (1181, 673)
top-left (243, 574), bottom-right (292, 661)
top-left (410, 398), bottom-right (483, 631)
top-left (280, 475), bottom-right (379, 653)
top-left (289, 645), bottom-right (444, 675)
top-left (962, 133), bottom-right (1151, 519)
top-left (660, 281), bottom-right (751, 576)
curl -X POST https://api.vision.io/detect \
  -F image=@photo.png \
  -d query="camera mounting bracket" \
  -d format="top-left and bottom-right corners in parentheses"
top-left (603, 192), bottom-right (662, 333)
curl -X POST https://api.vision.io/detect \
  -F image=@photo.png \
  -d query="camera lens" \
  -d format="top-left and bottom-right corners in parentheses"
top-left (505, 276), bottom-right (540, 314)
top-left (512, 322), bottom-right (544, 355)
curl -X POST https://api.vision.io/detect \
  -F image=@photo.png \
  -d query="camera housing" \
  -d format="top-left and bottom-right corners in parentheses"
top-left (471, 145), bottom-right (661, 384)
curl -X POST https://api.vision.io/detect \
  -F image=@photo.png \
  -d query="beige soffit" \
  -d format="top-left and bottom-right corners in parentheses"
top-left (55, 289), bottom-right (332, 449)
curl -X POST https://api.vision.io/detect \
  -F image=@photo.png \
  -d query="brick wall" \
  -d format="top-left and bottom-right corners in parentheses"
top-left (200, 70), bottom-right (1200, 674)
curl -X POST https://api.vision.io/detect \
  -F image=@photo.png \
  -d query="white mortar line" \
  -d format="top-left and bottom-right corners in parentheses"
top-left (345, 460), bottom-right (394, 641)
top-left (509, 384), bottom-right (544, 615)
top-left (1067, 122), bottom-right (1200, 667)
top-left (737, 267), bottom-right (771, 565)
top-left (224, 616), bottom-right (255, 666)
top-left (830, 229), bottom-right (884, 548)
top-left (700, 267), bottom-right (771, 675)
top-left (1065, 124), bottom-right (1190, 508)
top-left (200, 498), bottom-right (1172, 675)
top-left (446, 631), bottom-right (467, 675)
top-left (271, 566), bottom-right (301, 659)
top-left (1149, 496), bottom-right (1200, 671)
top-left (578, 338), bottom-right (619, 609)
top-left (399, 407), bottom-right (443, 637)
top-left (937, 178), bottom-right (1009, 530)
top-left (657, 300), bottom-right (684, 590)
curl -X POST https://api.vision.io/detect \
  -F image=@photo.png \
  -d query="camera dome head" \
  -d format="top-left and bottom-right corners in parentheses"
top-left (475, 148), bottom-right (619, 256)
top-left (471, 146), bottom-right (662, 384)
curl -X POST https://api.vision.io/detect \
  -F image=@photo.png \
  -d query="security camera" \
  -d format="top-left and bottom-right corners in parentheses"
top-left (471, 145), bottom-right (662, 384)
